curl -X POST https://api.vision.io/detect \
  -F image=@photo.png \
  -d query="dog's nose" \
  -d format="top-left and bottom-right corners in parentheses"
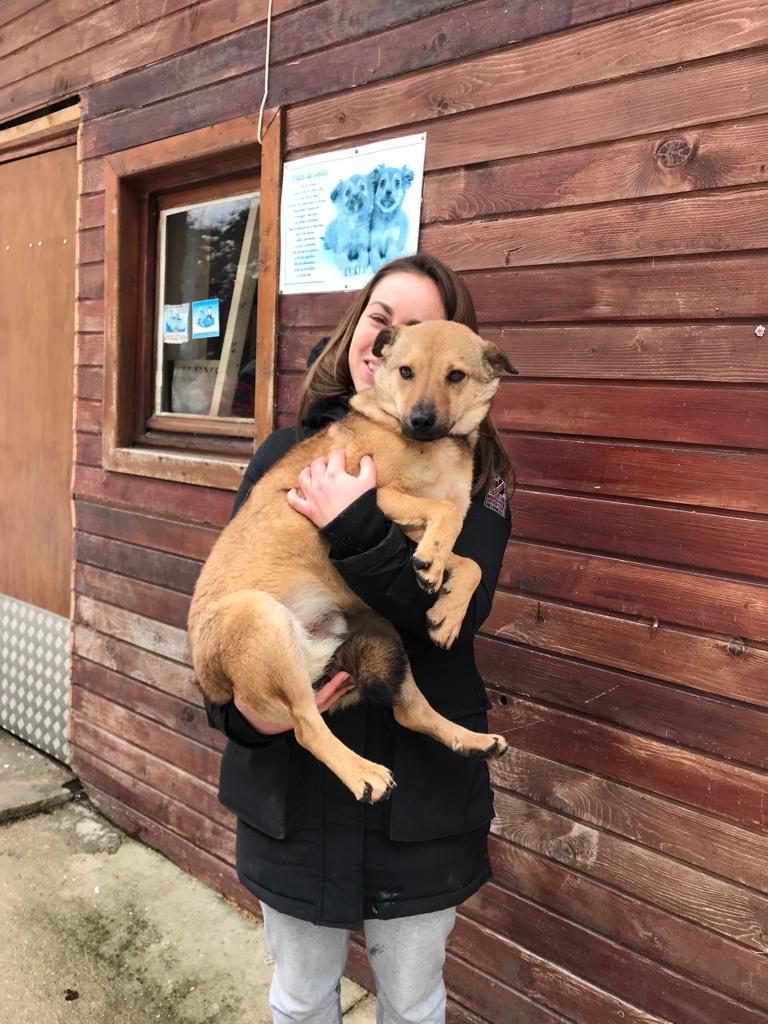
top-left (408, 407), bottom-right (436, 433)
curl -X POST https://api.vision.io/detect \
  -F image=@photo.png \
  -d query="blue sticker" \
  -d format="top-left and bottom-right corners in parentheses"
top-left (191, 298), bottom-right (220, 339)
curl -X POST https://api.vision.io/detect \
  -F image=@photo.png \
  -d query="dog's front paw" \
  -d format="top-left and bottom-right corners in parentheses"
top-left (412, 552), bottom-right (444, 594)
top-left (426, 590), bottom-right (467, 648)
top-left (427, 611), bottom-right (462, 649)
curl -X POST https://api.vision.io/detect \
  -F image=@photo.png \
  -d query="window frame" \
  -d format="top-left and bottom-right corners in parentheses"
top-left (102, 109), bottom-right (281, 489)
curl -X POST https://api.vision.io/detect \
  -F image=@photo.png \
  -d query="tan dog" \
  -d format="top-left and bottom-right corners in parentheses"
top-left (188, 321), bottom-right (515, 803)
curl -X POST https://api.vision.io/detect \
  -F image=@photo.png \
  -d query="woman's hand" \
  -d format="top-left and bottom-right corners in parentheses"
top-left (233, 671), bottom-right (356, 735)
top-left (287, 449), bottom-right (376, 528)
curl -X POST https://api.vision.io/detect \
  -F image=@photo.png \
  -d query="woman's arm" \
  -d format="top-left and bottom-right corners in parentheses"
top-left (321, 485), bottom-right (510, 642)
top-left (288, 450), bottom-right (511, 641)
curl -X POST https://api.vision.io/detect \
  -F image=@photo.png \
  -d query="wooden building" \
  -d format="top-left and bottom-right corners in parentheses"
top-left (2, 1), bottom-right (768, 1020)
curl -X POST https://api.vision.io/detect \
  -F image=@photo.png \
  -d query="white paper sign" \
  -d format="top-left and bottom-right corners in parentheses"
top-left (279, 134), bottom-right (426, 294)
top-left (163, 303), bottom-right (189, 343)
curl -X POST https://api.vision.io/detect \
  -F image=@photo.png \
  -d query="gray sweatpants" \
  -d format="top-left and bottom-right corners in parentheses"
top-left (261, 903), bottom-right (457, 1024)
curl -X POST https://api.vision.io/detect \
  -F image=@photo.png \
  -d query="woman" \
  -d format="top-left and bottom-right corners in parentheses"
top-left (205, 252), bottom-right (511, 1024)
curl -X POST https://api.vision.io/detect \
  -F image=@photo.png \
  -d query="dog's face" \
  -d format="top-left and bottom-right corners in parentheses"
top-left (371, 165), bottom-right (414, 215)
top-left (330, 174), bottom-right (374, 217)
top-left (370, 321), bottom-right (517, 441)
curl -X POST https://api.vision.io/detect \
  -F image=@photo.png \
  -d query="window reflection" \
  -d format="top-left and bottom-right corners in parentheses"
top-left (156, 192), bottom-right (260, 419)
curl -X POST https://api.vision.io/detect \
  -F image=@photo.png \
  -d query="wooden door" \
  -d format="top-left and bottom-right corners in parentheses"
top-left (0, 142), bottom-right (77, 761)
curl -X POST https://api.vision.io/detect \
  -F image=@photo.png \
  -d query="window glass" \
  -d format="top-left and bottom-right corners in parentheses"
top-left (155, 191), bottom-right (260, 419)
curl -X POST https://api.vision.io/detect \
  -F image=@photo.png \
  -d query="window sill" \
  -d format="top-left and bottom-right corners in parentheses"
top-left (103, 440), bottom-right (247, 490)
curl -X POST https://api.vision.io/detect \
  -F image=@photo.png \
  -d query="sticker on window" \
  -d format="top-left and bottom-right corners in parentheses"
top-left (191, 298), bottom-right (221, 339)
top-left (163, 303), bottom-right (189, 343)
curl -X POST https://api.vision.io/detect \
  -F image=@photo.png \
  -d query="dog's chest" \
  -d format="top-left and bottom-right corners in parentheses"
top-left (403, 443), bottom-right (472, 510)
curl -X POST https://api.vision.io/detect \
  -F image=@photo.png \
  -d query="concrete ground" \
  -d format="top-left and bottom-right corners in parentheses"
top-left (0, 729), bottom-right (376, 1024)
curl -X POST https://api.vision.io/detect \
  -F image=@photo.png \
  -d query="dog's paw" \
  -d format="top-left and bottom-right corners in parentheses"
top-left (427, 612), bottom-right (462, 650)
top-left (449, 730), bottom-right (509, 760)
top-left (412, 553), bottom-right (444, 594)
top-left (342, 756), bottom-right (396, 804)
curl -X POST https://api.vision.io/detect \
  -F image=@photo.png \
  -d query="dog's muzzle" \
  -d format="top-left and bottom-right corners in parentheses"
top-left (402, 406), bottom-right (448, 441)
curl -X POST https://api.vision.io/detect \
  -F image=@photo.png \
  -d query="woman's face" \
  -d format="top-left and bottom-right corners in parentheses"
top-left (347, 271), bottom-right (447, 392)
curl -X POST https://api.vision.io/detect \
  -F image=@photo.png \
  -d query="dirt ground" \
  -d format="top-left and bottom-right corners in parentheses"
top-left (0, 730), bottom-right (375, 1024)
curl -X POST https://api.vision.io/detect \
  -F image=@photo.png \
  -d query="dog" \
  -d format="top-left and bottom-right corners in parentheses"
top-left (323, 173), bottom-right (374, 277)
top-left (188, 321), bottom-right (516, 804)
top-left (369, 164), bottom-right (414, 272)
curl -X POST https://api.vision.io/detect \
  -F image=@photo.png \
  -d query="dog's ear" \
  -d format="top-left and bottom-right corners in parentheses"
top-left (330, 181), bottom-right (342, 203)
top-left (483, 342), bottom-right (518, 378)
top-left (402, 166), bottom-right (414, 187)
top-left (370, 164), bottom-right (384, 187)
top-left (372, 326), bottom-right (398, 358)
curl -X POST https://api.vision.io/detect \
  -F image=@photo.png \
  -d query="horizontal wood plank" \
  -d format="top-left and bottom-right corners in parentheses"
top-left (75, 431), bottom-right (101, 467)
top-left (451, 912), bottom-right (668, 1024)
top-left (72, 689), bottom-right (218, 785)
top-left (75, 562), bottom-right (191, 629)
top-left (1, 0), bottom-right (311, 119)
top-left (72, 696), bottom-right (230, 828)
top-left (84, 0), bottom-right (472, 119)
top-left (76, 500), bottom-right (218, 559)
top-left (501, 540), bottom-right (768, 643)
top-left (459, 887), bottom-right (764, 1024)
top-left (75, 593), bottom-right (191, 664)
top-left (491, 789), bottom-right (768, 949)
top-left (489, 837), bottom-right (768, 1012)
top-left (72, 655), bottom-right (221, 749)
top-left (76, 531), bottom-right (201, 596)
top-left (491, 743), bottom-right (768, 892)
top-left (74, 465), bottom-right (233, 526)
top-left (445, 953), bottom-right (565, 1024)
top-left (284, 254), bottom-right (767, 324)
top-left (510, 490), bottom-right (768, 578)
top-left (287, 0), bottom-right (768, 149)
top-left (72, 743), bottom-right (232, 862)
top-left (74, 624), bottom-right (198, 702)
top-left (506, 434), bottom-right (768, 513)
top-left (485, 592), bottom-right (768, 707)
top-left (489, 695), bottom-right (768, 831)
top-left (76, 330), bottom-right (104, 364)
top-left (423, 117), bottom-right (768, 221)
top-left (423, 187), bottom-right (768, 270)
top-left (477, 638), bottom-right (768, 771)
top-left (496, 381), bottom-right (768, 448)
top-left (281, 321), bottom-right (768, 382)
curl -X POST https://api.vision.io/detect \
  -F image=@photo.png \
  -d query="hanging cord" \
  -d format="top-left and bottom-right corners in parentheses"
top-left (257, 0), bottom-right (274, 144)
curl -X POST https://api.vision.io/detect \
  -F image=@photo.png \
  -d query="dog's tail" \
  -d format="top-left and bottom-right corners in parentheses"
top-left (326, 612), bottom-right (409, 707)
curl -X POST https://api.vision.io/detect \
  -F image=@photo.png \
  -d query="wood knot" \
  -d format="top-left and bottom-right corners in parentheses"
top-left (727, 637), bottom-right (748, 656)
top-left (655, 136), bottom-right (696, 168)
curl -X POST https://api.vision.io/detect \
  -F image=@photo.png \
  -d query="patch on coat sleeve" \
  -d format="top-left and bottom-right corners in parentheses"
top-left (484, 475), bottom-right (508, 517)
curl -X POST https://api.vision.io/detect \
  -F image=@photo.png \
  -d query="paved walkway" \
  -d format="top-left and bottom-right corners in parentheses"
top-left (0, 729), bottom-right (376, 1023)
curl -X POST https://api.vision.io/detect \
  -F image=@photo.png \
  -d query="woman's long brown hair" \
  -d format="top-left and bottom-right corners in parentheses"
top-left (297, 252), bottom-right (511, 496)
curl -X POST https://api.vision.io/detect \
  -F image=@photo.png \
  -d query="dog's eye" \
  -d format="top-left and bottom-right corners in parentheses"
top-left (447, 370), bottom-right (466, 383)
top-left (399, 366), bottom-right (414, 380)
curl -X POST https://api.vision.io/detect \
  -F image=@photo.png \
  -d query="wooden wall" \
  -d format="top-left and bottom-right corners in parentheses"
top-left (5, 0), bottom-right (768, 1019)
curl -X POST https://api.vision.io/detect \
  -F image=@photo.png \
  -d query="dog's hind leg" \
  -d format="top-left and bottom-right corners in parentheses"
top-left (195, 590), bottom-right (395, 803)
top-left (393, 670), bottom-right (508, 760)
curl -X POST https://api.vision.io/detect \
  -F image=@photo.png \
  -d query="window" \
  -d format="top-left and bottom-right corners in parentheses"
top-left (102, 110), bottom-right (281, 489)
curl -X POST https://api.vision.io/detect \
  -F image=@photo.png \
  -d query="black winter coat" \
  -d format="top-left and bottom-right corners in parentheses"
top-left (204, 402), bottom-right (511, 928)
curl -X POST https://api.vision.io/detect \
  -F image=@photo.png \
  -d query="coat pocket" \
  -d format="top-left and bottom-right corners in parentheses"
top-left (217, 738), bottom-right (293, 839)
top-left (387, 710), bottom-right (496, 842)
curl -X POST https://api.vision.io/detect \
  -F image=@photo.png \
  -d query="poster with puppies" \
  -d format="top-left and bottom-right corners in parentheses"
top-left (279, 134), bottom-right (426, 294)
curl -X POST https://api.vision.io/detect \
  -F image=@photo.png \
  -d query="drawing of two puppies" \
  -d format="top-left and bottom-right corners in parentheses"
top-left (323, 164), bottom-right (414, 277)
